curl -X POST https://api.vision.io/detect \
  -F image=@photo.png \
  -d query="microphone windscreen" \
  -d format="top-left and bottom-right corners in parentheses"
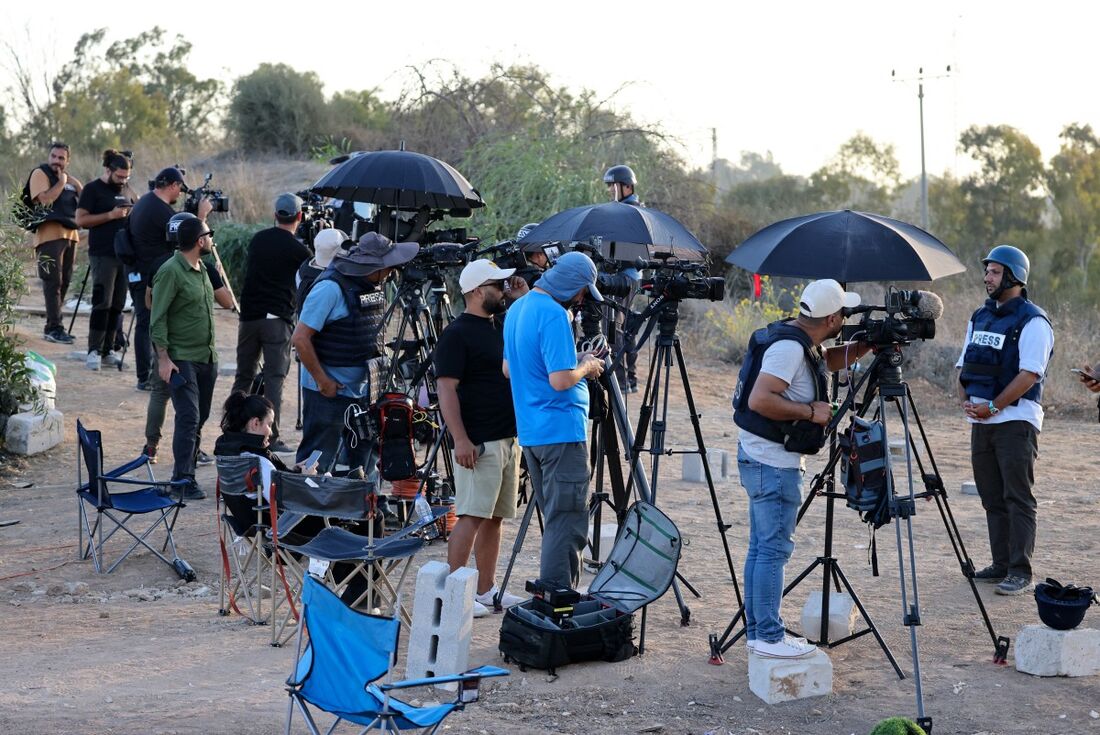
top-left (914, 290), bottom-right (944, 320)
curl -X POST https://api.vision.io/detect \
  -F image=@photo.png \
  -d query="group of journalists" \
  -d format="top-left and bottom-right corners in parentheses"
top-left (25, 143), bottom-right (1100, 639)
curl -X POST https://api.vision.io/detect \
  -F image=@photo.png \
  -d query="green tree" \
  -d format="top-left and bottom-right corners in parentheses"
top-left (957, 124), bottom-right (1044, 244)
top-left (1045, 123), bottom-right (1100, 290)
top-left (228, 63), bottom-right (328, 155)
top-left (326, 88), bottom-right (391, 149)
top-left (809, 133), bottom-right (901, 212)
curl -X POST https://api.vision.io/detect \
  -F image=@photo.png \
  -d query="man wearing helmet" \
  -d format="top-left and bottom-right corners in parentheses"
top-left (602, 165), bottom-right (642, 392)
top-left (956, 245), bottom-right (1054, 596)
top-left (603, 164), bottom-right (640, 206)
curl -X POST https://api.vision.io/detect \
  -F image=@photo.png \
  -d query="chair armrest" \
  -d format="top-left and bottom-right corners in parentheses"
top-left (379, 666), bottom-right (509, 691)
top-left (102, 476), bottom-right (185, 488)
top-left (103, 455), bottom-right (150, 477)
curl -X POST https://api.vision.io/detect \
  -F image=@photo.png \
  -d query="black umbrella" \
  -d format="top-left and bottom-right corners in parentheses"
top-left (726, 209), bottom-right (965, 282)
top-left (310, 150), bottom-right (484, 217)
top-left (518, 202), bottom-right (708, 262)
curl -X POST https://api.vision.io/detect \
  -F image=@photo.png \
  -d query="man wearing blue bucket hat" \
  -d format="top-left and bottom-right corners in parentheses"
top-left (503, 251), bottom-right (606, 589)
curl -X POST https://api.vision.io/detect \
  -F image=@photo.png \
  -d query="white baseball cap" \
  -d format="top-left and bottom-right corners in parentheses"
top-left (459, 259), bottom-right (516, 294)
top-left (798, 279), bottom-right (861, 317)
top-left (312, 228), bottom-right (348, 268)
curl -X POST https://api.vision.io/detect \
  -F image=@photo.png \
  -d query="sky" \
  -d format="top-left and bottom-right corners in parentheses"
top-left (5, 0), bottom-right (1098, 182)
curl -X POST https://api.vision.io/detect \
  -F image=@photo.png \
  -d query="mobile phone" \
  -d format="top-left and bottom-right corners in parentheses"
top-left (169, 371), bottom-right (186, 388)
top-left (1070, 368), bottom-right (1099, 380)
top-left (299, 449), bottom-right (323, 470)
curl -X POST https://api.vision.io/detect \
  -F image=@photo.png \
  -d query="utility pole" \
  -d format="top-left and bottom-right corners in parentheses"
top-left (892, 66), bottom-right (951, 231)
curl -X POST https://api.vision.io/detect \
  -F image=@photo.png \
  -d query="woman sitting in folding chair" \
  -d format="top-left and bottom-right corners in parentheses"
top-left (213, 391), bottom-right (379, 607)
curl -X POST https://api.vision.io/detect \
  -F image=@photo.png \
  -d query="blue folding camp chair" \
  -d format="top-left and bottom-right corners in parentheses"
top-left (286, 575), bottom-right (508, 734)
top-left (76, 419), bottom-right (194, 580)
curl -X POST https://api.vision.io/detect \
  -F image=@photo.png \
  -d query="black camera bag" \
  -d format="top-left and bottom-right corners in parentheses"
top-left (498, 501), bottom-right (681, 675)
top-left (375, 392), bottom-right (416, 481)
top-left (840, 416), bottom-right (891, 529)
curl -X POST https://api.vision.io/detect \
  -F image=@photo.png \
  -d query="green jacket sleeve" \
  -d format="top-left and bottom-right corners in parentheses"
top-left (149, 262), bottom-right (178, 354)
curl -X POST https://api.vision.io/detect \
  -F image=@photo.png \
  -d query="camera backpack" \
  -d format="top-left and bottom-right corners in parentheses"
top-left (840, 416), bottom-right (891, 529)
top-left (15, 165), bottom-right (54, 231)
top-left (498, 501), bottom-right (681, 675)
top-left (374, 392), bottom-right (416, 481)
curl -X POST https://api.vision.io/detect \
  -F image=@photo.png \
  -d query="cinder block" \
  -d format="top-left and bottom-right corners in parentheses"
top-left (800, 591), bottom-right (856, 642)
top-left (961, 480), bottom-right (979, 496)
top-left (682, 448), bottom-right (729, 483)
top-left (585, 523), bottom-right (618, 564)
top-left (1015, 624), bottom-right (1100, 677)
top-left (4, 410), bottom-right (63, 455)
top-left (748, 648), bottom-right (832, 703)
top-left (406, 561), bottom-right (477, 691)
top-left (218, 362), bottom-right (236, 377)
top-left (888, 439), bottom-right (906, 458)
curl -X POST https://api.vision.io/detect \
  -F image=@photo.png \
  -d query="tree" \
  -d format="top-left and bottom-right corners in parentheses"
top-left (326, 88), bottom-right (391, 149)
top-left (228, 63), bottom-right (328, 155)
top-left (1045, 123), bottom-right (1100, 290)
top-left (957, 124), bottom-right (1044, 244)
top-left (809, 133), bottom-right (901, 213)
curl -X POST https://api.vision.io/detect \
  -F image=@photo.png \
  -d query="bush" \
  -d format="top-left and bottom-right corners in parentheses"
top-left (228, 64), bottom-right (328, 155)
top-left (690, 277), bottom-right (795, 362)
top-left (209, 222), bottom-right (265, 296)
top-left (0, 209), bottom-right (34, 419)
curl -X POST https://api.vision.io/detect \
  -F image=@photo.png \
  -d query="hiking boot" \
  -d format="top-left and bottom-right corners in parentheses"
top-left (269, 439), bottom-right (294, 454)
top-left (754, 635), bottom-right (817, 659)
top-left (972, 564), bottom-right (1007, 584)
top-left (195, 450), bottom-right (214, 466)
top-left (995, 575), bottom-right (1032, 596)
top-left (170, 478), bottom-right (206, 501)
top-left (85, 351), bottom-right (101, 371)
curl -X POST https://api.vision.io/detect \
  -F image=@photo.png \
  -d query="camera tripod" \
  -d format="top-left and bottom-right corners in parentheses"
top-left (709, 345), bottom-right (1008, 734)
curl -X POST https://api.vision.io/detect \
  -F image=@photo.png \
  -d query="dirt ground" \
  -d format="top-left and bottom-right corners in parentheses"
top-left (2, 295), bottom-right (1100, 735)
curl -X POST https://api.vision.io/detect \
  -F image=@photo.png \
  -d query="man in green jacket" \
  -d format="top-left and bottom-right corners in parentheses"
top-left (150, 214), bottom-right (217, 499)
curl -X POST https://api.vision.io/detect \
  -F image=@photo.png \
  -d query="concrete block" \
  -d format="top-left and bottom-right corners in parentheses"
top-left (888, 439), bottom-right (906, 458)
top-left (407, 561), bottom-right (477, 691)
top-left (4, 410), bottom-right (63, 456)
top-left (682, 448), bottom-right (729, 483)
top-left (748, 648), bottom-right (832, 703)
top-left (585, 523), bottom-right (618, 564)
top-left (218, 362), bottom-right (237, 377)
top-left (800, 591), bottom-right (856, 642)
top-left (961, 480), bottom-right (979, 496)
top-left (1015, 624), bottom-right (1100, 677)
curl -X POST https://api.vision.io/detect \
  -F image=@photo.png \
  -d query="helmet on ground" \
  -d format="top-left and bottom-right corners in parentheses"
top-left (603, 164), bottom-right (637, 187)
top-left (981, 244), bottom-right (1030, 285)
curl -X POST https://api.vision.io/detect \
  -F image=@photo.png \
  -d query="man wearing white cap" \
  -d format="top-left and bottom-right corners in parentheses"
top-left (296, 228), bottom-right (348, 308)
top-left (732, 278), bottom-right (870, 659)
top-left (435, 259), bottom-right (529, 616)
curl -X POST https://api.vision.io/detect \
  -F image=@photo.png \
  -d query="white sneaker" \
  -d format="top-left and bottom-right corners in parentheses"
top-left (85, 351), bottom-right (101, 371)
top-left (472, 600), bottom-right (490, 618)
top-left (101, 351), bottom-right (121, 367)
top-left (475, 586), bottom-right (525, 609)
top-left (753, 635), bottom-right (817, 659)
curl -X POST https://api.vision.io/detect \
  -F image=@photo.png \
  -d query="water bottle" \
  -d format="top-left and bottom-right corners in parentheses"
top-left (413, 492), bottom-right (440, 539)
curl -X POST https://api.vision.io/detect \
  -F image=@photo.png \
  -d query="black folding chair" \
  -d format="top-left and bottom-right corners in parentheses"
top-left (76, 420), bottom-right (193, 580)
top-left (215, 455), bottom-right (276, 625)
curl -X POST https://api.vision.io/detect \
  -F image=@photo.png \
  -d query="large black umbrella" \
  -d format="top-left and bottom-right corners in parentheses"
top-left (310, 150), bottom-right (484, 217)
top-left (726, 209), bottom-right (965, 282)
top-left (518, 201), bottom-right (708, 262)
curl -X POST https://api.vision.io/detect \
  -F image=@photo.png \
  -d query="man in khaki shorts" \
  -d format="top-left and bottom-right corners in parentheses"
top-left (436, 259), bottom-right (529, 616)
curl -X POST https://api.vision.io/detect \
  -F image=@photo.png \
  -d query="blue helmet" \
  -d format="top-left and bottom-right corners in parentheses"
top-left (982, 244), bottom-right (1030, 286)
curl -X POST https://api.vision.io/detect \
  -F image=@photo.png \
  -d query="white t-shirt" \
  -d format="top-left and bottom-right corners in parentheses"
top-left (738, 339), bottom-right (819, 469)
top-left (955, 316), bottom-right (1054, 432)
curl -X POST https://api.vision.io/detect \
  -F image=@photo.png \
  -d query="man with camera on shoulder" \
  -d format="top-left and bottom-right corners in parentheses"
top-left (956, 245), bottom-right (1054, 597)
top-left (732, 279), bottom-right (870, 660)
top-left (503, 251), bottom-right (606, 590)
top-left (291, 233), bottom-right (418, 472)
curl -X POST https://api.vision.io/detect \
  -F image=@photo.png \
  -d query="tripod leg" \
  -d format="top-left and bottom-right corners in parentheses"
top-left (68, 266), bottom-right (90, 337)
top-left (495, 483), bottom-right (541, 606)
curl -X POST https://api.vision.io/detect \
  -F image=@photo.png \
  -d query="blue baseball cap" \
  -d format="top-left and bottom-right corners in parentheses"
top-left (538, 251), bottom-right (603, 302)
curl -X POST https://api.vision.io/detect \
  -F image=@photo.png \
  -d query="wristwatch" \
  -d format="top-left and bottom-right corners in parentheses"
top-left (987, 401), bottom-right (1000, 416)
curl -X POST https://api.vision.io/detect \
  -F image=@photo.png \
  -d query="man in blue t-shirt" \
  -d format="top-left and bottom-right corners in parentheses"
top-left (291, 233), bottom-right (418, 472)
top-left (503, 251), bottom-right (605, 589)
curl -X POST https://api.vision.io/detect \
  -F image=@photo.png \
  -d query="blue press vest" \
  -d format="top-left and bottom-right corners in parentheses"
top-left (733, 320), bottom-right (827, 444)
top-left (308, 269), bottom-right (386, 367)
top-left (959, 296), bottom-right (1050, 405)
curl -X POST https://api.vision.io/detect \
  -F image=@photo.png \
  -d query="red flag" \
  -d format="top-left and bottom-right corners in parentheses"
top-left (753, 273), bottom-right (762, 299)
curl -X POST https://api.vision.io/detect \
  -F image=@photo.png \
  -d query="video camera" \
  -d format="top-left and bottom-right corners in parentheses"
top-left (183, 172), bottom-right (229, 215)
top-left (570, 239), bottom-right (637, 299)
top-left (401, 242), bottom-right (477, 283)
top-left (637, 254), bottom-right (725, 302)
top-left (295, 190), bottom-right (334, 247)
top-left (840, 287), bottom-right (943, 345)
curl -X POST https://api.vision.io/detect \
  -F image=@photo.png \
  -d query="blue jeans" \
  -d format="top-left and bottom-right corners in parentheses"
top-left (737, 445), bottom-right (803, 643)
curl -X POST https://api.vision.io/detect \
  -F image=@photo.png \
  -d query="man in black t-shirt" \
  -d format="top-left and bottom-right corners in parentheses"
top-left (435, 259), bottom-right (530, 616)
top-left (231, 193), bottom-right (312, 452)
top-left (75, 149), bottom-right (137, 370)
top-left (126, 167), bottom-right (212, 389)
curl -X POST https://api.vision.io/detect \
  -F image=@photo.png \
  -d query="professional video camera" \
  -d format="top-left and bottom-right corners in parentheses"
top-left (401, 243), bottom-right (476, 282)
top-left (637, 255), bottom-right (725, 302)
top-left (569, 239), bottom-right (637, 299)
top-left (421, 226), bottom-right (470, 246)
top-left (295, 190), bottom-right (334, 247)
top-left (183, 173), bottom-right (229, 215)
top-left (840, 287), bottom-right (943, 345)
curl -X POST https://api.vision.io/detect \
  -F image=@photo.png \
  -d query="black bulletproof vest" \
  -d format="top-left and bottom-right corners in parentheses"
top-left (308, 269), bottom-right (386, 367)
top-left (732, 320), bottom-right (828, 444)
top-left (38, 165), bottom-right (79, 230)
